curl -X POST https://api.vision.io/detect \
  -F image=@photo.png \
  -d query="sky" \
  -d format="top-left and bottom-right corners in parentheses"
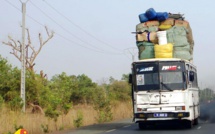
top-left (0, 0), bottom-right (215, 87)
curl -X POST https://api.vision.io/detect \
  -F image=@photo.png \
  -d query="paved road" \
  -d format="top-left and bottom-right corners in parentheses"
top-left (53, 102), bottom-right (215, 134)
top-left (99, 120), bottom-right (214, 134)
top-left (56, 118), bottom-right (214, 134)
top-left (52, 118), bottom-right (133, 134)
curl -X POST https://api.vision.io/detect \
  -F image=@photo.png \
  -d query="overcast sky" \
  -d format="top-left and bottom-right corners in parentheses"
top-left (0, 0), bottom-right (214, 87)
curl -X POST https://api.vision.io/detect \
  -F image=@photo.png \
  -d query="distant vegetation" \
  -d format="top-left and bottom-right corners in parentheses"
top-left (199, 88), bottom-right (215, 102)
top-left (0, 55), bottom-right (132, 134)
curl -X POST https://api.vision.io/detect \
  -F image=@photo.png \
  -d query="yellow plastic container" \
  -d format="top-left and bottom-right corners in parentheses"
top-left (159, 24), bottom-right (172, 30)
top-left (154, 43), bottom-right (173, 58)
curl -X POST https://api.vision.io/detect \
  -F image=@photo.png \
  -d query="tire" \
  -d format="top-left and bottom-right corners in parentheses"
top-left (194, 118), bottom-right (199, 125)
top-left (138, 122), bottom-right (147, 130)
top-left (184, 120), bottom-right (193, 129)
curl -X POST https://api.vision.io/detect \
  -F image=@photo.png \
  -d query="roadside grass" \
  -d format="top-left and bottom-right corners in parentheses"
top-left (0, 102), bottom-right (132, 134)
top-left (111, 101), bottom-right (133, 120)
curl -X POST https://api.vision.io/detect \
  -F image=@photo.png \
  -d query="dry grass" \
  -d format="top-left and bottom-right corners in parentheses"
top-left (0, 102), bottom-right (132, 134)
top-left (111, 101), bottom-right (133, 120)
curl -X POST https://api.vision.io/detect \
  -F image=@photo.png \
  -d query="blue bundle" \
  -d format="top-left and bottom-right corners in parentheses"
top-left (138, 8), bottom-right (169, 23)
top-left (138, 13), bottom-right (149, 23)
top-left (145, 8), bottom-right (157, 20)
top-left (156, 12), bottom-right (169, 21)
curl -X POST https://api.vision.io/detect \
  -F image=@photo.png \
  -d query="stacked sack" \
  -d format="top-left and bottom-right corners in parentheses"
top-left (135, 8), bottom-right (194, 61)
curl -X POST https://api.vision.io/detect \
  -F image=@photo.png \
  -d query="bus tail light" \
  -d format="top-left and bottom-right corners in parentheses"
top-left (176, 106), bottom-right (186, 111)
top-left (137, 108), bottom-right (142, 111)
top-left (137, 108), bottom-right (147, 111)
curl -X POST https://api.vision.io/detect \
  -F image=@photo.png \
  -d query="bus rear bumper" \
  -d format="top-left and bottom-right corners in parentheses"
top-left (134, 112), bottom-right (190, 122)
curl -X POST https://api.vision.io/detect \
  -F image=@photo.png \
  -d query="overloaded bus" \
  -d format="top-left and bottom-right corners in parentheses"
top-left (129, 58), bottom-right (199, 129)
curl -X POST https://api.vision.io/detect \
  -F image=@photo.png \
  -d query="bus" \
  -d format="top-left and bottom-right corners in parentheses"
top-left (129, 58), bottom-right (199, 129)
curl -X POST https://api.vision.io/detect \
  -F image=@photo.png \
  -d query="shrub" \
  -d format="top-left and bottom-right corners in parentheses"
top-left (41, 124), bottom-right (49, 133)
top-left (0, 95), bottom-right (4, 108)
top-left (93, 87), bottom-right (113, 123)
top-left (73, 111), bottom-right (83, 128)
top-left (8, 96), bottom-right (23, 111)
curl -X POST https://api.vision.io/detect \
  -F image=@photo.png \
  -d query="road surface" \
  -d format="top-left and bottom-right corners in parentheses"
top-left (52, 118), bottom-right (214, 134)
top-left (52, 102), bottom-right (215, 134)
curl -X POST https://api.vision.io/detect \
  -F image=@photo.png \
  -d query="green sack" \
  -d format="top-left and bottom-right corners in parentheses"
top-left (186, 23), bottom-right (194, 56)
top-left (136, 42), bottom-right (155, 60)
top-left (166, 26), bottom-right (190, 47)
top-left (173, 51), bottom-right (192, 61)
top-left (174, 44), bottom-right (190, 51)
top-left (173, 45), bottom-right (192, 60)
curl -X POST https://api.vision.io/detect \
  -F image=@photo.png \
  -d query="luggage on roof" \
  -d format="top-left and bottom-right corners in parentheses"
top-left (135, 8), bottom-right (194, 61)
top-left (137, 42), bottom-right (155, 60)
top-left (154, 43), bottom-right (173, 58)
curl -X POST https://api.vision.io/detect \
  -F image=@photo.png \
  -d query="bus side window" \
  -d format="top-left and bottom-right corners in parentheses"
top-left (185, 64), bottom-right (189, 82)
top-left (189, 71), bottom-right (195, 82)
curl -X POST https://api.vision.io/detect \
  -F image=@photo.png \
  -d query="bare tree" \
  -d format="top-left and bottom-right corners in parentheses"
top-left (2, 26), bottom-right (54, 73)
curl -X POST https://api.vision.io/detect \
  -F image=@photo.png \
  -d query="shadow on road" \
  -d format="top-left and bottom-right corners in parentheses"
top-left (136, 121), bottom-right (195, 131)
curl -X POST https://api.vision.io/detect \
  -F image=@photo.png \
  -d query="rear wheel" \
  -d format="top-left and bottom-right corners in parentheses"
top-left (194, 118), bottom-right (199, 125)
top-left (138, 122), bottom-right (147, 130)
top-left (184, 120), bottom-right (193, 129)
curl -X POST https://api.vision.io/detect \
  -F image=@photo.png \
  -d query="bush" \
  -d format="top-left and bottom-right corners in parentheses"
top-left (0, 95), bottom-right (4, 108)
top-left (8, 96), bottom-right (23, 111)
top-left (93, 87), bottom-right (113, 123)
top-left (41, 124), bottom-right (49, 133)
top-left (45, 106), bottom-right (60, 122)
top-left (73, 111), bottom-right (83, 128)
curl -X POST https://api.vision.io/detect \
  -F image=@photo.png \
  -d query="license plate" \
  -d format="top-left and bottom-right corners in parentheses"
top-left (154, 113), bottom-right (168, 117)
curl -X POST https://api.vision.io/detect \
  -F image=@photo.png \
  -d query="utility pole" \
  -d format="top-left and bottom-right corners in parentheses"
top-left (20, 0), bottom-right (29, 112)
top-left (124, 47), bottom-right (138, 62)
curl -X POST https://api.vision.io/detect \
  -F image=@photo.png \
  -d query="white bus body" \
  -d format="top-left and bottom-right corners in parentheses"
top-left (130, 58), bottom-right (199, 129)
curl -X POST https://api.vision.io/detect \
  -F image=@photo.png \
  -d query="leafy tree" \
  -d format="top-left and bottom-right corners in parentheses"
top-left (93, 86), bottom-right (112, 123)
top-left (38, 86), bottom-right (52, 108)
top-left (45, 104), bottom-right (60, 122)
top-left (25, 71), bottom-right (48, 104)
top-left (71, 74), bottom-right (97, 104)
top-left (49, 72), bottom-right (74, 110)
top-left (44, 72), bottom-right (74, 128)
top-left (109, 76), bottom-right (116, 84)
top-left (121, 74), bottom-right (129, 82)
top-left (0, 56), bottom-right (20, 102)
top-left (45, 105), bottom-right (60, 131)
top-left (8, 96), bottom-right (23, 111)
top-left (108, 80), bottom-right (131, 102)
top-left (0, 66), bottom-right (23, 111)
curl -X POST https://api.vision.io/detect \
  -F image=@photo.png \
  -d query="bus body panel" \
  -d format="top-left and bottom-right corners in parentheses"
top-left (131, 59), bottom-right (199, 127)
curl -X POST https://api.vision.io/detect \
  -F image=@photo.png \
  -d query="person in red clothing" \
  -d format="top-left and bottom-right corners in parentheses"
top-left (14, 129), bottom-right (28, 134)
